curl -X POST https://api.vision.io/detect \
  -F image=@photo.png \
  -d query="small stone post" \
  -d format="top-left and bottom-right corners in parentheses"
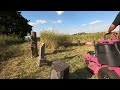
top-left (38, 43), bottom-right (47, 66)
top-left (50, 59), bottom-right (69, 79)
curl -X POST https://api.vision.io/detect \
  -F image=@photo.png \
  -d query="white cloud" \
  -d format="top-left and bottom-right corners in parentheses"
top-left (56, 11), bottom-right (64, 15)
top-left (83, 24), bottom-right (120, 33)
top-left (47, 28), bottom-right (55, 30)
top-left (89, 20), bottom-right (103, 24)
top-left (54, 20), bottom-right (62, 24)
top-left (28, 19), bottom-right (47, 26)
top-left (80, 24), bottom-right (87, 26)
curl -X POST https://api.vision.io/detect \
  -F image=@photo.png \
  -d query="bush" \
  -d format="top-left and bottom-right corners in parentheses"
top-left (40, 30), bottom-right (71, 49)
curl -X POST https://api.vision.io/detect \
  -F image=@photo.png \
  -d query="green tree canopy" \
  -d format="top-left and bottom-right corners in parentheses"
top-left (0, 11), bottom-right (32, 38)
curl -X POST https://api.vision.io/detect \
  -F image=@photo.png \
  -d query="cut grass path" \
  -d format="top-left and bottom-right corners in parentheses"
top-left (0, 42), bottom-right (98, 79)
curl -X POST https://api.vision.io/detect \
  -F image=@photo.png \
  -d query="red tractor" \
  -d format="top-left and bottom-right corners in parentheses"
top-left (84, 32), bottom-right (120, 79)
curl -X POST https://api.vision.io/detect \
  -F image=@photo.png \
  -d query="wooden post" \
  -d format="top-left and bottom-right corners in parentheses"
top-left (93, 40), bottom-right (97, 54)
top-left (77, 39), bottom-right (80, 45)
top-left (31, 32), bottom-right (38, 57)
top-left (38, 43), bottom-right (47, 66)
top-left (27, 33), bottom-right (31, 43)
top-left (50, 59), bottom-right (69, 79)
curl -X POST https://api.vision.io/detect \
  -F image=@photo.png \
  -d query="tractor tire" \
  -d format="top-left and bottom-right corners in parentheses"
top-left (87, 51), bottom-right (95, 56)
top-left (98, 67), bottom-right (120, 79)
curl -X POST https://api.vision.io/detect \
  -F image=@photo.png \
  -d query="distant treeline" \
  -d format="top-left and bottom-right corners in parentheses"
top-left (72, 32), bottom-right (86, 35)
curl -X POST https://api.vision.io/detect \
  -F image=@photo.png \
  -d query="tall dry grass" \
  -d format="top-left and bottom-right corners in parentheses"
top-left (71, 32), bottom-right (107, 42)
top-left (0, 35), bottom-right (24, 47)
top-left (40, 30), bottom-right (72, 49)
top-left (71, 31), bottom-right (119, 43)
top-left (0, 35), bottom-right (24, 62)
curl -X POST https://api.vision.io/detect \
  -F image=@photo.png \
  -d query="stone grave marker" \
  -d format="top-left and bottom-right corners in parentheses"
top-left (50, 59), bottom-right (69, 79)
top-left (38, 43), bottom-right (47, 66)
top-left (31, 32), bottom-right (38, 57)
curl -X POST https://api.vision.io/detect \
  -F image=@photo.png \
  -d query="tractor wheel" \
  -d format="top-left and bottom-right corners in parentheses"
top-left (87, 51), bottom-right (95, 56)
top-left (98, 67), bottom-right (120, 79)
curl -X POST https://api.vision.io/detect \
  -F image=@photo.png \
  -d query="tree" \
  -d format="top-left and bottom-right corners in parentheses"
top-left (0, 11), bottom-right (32, 39)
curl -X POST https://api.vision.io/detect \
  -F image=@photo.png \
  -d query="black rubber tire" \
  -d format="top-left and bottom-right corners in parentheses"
top-left (87, 51), bottom-right (95, 56)
top-left (98, 67), bottom-right (120, 79)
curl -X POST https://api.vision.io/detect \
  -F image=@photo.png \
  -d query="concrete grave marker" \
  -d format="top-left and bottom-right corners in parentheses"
top-left (38, 43), bottom-right (47, 66)
top-left (31, 32), bottom-right (38, 57)
top-left (50, 59), bottom-right (69, 79)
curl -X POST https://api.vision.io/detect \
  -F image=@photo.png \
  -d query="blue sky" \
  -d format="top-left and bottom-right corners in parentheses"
top-left (21, 11), bottom-right (119, 36)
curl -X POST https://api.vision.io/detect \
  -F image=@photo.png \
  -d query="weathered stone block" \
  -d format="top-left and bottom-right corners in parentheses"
top-left (50, 59), bottom-right (69, 79)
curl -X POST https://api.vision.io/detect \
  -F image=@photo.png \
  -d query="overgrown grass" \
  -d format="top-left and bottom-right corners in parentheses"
top-left (70, 32), bottom-right (106, 42)
top-left (40, 30), bottom-right (72, 49)
top-left (0, 35), bottom-right (24, 47)
top-left (0, 35), bottom-right (24, 63)
top-left (70, 32), bottom-right (118, 43)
